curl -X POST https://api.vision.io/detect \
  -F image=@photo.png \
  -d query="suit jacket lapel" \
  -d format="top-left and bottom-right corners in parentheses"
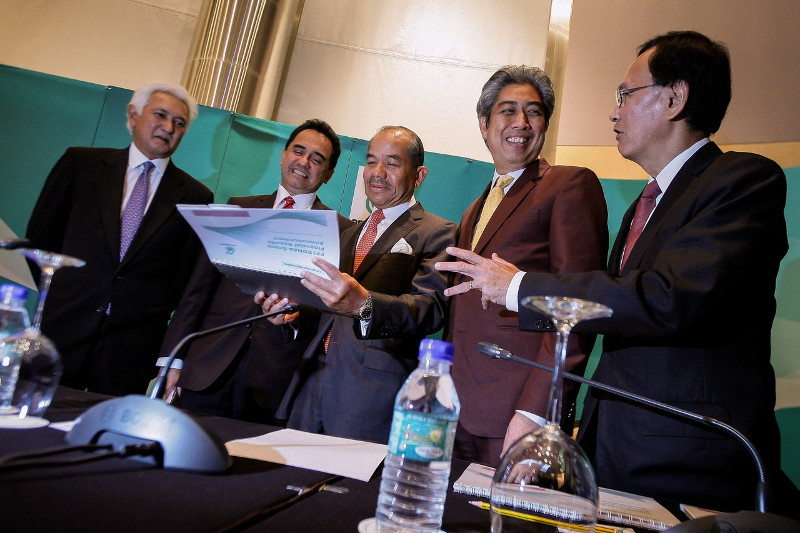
top-left (119, 160), bottom-right (186, 267)
top-left (236, 192), bottom-right (276, 208)
top-left (351, 203), bottom-right (421, 279)
top-left (98, 148), bottom-right (128, 259)
top-left (341, 220), bottom-right (362, 275)
top-left (472, 160), bottom-right (545, 255)
top-left (618, 142), bottom-right (723, 273)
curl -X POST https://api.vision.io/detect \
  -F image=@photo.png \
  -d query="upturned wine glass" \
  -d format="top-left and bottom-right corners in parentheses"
top-left (490, 296), bottom-right (612, 532)
top-left (0, 248), bottom-right (84, 428)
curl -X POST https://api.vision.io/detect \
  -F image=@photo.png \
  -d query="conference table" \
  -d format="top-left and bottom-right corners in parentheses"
top-left (0, 388), bottom-right (695, 532)
top-left (0, 387), bottom-right (493, 532)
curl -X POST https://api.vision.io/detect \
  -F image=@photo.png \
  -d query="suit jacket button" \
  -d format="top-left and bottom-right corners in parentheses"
top-left (95, 306), bottom-right (106, 314)
top-left (245, 324), bottom-right (252, 328)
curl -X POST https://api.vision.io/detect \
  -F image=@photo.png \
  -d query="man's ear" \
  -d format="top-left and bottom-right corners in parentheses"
top-left (666, 79), bottom-right (689, 119)
top-left (478, 115), bottom-right (489, 141)
top-left (414, 166), bottom-right (428, 188)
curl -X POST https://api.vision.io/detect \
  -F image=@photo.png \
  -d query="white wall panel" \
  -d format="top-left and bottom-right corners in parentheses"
top-left (274, 0), bottom-right (552, 161)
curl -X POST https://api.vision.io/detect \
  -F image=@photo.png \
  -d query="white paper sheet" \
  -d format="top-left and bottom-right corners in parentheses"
top-left (226, 429), bottom-right (388, 482)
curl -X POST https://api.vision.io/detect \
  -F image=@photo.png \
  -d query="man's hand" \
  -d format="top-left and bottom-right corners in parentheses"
top-left (300, 257), bottom-right (369, 315)
top-left (254, 291), bottom-right (300, 325)
top-left (501, 412), bottom-right (542, 457)
top-left (434, 246), bottom-right (520, 309)
top-left (165, 368), bottom-right (181, 404)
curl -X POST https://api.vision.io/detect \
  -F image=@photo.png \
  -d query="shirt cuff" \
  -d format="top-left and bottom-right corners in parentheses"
top-left (506, 271), bottom-right (526, 312)
top-left (515, 409), bottom-right (547, 428)
top-left (155, 357), bottom-right (183, 370)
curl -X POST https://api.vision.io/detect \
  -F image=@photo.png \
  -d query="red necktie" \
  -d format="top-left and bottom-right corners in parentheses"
top-left (353, 209), bottom-right (384, 272)
top-left (324, 209), bottom-right (385, 353)
top-left (620, 180), bottom-right (662, 269)
top-left (282, 196), bottom-right (295, 209)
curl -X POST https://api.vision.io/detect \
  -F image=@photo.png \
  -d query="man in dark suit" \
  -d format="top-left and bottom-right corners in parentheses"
top-left (445, 65), bottom-right (607, 466)
top-left (26, 83), bottom-right (213, 396)
top-left (259, 126), bottom-right (457, 443)
top-left (436, 31), bottom-right (800, 515)
top-left (159, 119), bottom-right (353, 424)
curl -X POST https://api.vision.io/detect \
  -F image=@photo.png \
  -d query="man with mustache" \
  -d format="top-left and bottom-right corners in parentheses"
top-left (444, 65), bottom-right (608, 466)
top-left (26, 82), bottom-right (213, 395)
top-left (160, 119), bottom-right (353, 424)
top-left (259, 125), bottom-right (456, 443)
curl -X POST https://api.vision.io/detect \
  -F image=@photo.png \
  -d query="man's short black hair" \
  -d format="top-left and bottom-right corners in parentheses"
top-left (638, 31), bottom-right (731, 135)
top-left (285, 119), bottom-right (342, 171)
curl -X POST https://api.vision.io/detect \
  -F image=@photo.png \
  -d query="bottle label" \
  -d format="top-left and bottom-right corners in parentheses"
top-left (387, 410), bottom-right (456, 462)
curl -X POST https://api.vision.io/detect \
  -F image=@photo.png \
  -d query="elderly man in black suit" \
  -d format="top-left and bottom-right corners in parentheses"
top-left (160, 119), bottom-right (353, 424)
top-left (259, 126), bottom-right (457, 443)
top-left (26, 82), bottom-right (213, 396)
top-left (436, 31), bottom-right (800, 516)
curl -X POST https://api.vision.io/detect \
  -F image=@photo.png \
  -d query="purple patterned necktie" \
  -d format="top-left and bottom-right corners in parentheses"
top-left (120, 161), bottom-right (153, 260)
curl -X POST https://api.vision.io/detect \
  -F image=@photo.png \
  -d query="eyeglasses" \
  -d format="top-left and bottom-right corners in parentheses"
top-left (615, 83), bottom-right (659, 107)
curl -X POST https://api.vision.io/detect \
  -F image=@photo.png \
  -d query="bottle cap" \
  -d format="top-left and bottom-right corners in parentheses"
top-left (418, 338), bottom-right (454, 362)
top-left (0, 283), bottom-right (28, 303)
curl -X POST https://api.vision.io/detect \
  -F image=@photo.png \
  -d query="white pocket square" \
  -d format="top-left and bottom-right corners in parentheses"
top-left (390, 238), bottom-right (413, 255)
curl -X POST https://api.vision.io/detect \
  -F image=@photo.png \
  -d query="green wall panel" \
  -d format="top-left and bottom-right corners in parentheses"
top-left (2, 65), bottom-right (797, 485)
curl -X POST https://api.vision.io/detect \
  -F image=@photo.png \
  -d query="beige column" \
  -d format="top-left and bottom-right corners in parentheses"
top-left (182, 0), bottom-right (305, 118)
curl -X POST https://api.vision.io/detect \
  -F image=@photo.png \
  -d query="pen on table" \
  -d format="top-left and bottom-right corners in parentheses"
top-left (468, 501), bottom-right (633, 533)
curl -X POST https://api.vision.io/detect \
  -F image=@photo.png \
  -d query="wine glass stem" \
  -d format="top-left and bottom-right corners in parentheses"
top-left (32, 267), bottom-right (56, 329)
top-left (547, 327), bottom-right (571, 428)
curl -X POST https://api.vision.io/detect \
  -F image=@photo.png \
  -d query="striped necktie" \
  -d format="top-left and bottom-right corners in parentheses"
top-left (120, 161), bottom-right (153, 259)
top-left (324, 209), bottom-right (385, 353)
top-left (620, 179), bottom-right (662, 269)
top-left (471, 174), bottom-right (513, 249)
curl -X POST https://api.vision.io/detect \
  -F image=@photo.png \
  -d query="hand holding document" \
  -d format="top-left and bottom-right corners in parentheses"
top-left (178, 205), bottom-right (340, 309)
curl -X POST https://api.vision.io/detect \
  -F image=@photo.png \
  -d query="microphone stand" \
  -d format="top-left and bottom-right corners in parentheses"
top-left (65, 304), bottom-right (297, 474)
top-left (150, 303), bottom-right (298, 400)
top-left (477, 341), bottom-right (770, 514)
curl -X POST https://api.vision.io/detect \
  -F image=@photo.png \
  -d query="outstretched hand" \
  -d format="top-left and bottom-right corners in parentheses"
top-left (434, 246), bottom-right (520, 309)
top-left (300, 257), bottom-right (369, 315)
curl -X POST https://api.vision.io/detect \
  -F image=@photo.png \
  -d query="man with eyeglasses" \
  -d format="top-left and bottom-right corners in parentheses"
top-left (436, 31), bottom-right (800, 516)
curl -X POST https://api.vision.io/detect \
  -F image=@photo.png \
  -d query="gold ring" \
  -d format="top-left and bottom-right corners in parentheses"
top-left (468, 281), bottom-right (473, 291)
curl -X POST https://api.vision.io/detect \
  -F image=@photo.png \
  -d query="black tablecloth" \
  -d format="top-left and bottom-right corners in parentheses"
top-left (0, 388), bottom-right (489, 532)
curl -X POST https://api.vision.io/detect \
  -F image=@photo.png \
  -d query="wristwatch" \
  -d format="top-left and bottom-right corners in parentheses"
top-left (354, 292), bottom-right (373, 321)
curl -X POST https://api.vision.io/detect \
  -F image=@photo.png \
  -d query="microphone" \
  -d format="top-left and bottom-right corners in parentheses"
top-left (477, 341), bottom-right (771, 514)
top-left (65, 303), bottom-right (298, 473)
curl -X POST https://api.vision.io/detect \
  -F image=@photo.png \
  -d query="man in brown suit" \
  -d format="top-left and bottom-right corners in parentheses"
top-left (445, 66), bottom-right (608, 465)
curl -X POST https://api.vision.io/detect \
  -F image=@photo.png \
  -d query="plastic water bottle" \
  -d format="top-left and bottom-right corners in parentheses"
top-left (375, 339), bottom-right (460, 532)
top-left (0, 284), bottom-right (30, 411)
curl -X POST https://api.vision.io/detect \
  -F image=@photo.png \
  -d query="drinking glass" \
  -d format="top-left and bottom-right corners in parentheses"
top-left (0, 248), bottom-right (84, 428)
top-left (490, 296), bottom-right (612, 532)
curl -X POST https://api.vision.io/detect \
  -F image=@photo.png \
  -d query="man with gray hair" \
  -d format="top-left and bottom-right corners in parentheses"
top-left (445, 65), bottom-right (608, 466)
top-left (26, 82), bottom-right (213, 396)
